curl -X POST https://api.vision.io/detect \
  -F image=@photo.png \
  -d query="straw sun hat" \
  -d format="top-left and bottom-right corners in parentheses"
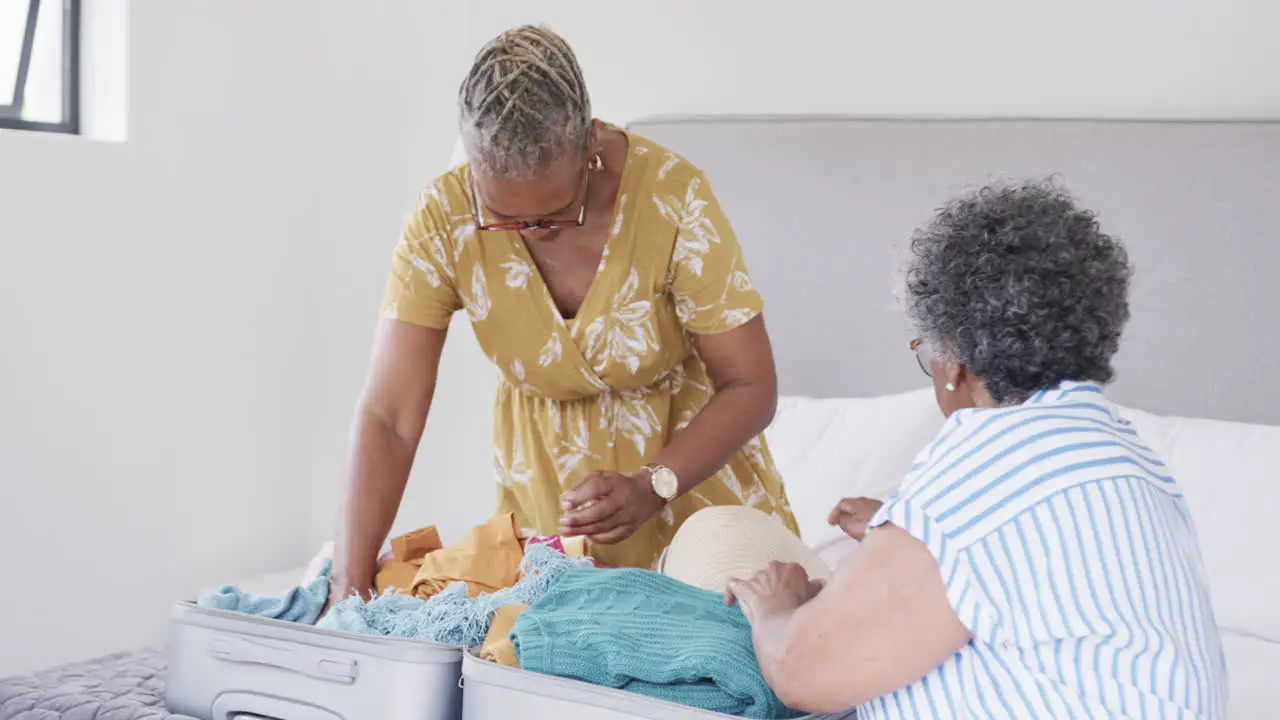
top-left (659, 506), bottom-right (833, 593)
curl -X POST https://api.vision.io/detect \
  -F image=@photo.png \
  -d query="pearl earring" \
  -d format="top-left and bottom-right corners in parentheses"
top-left (945, 382), bottom-right (956, 392)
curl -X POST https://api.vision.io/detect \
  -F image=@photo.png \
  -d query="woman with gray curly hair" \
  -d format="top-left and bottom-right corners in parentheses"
top-left (326, 25), bottom-right (796, 606)
top-left (697, 180), bottom-right (1227, 717)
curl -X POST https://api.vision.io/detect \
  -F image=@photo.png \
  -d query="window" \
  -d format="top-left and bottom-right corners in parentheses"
top-left (1, 0), bottom-right (80, 134)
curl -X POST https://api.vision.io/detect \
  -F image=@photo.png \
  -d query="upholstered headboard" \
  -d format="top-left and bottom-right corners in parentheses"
top-left (628, 116), bottom-right (1280, 425)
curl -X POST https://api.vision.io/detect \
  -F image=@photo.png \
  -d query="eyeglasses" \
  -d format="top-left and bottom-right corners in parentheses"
top-left (469, 166), bottom-right (590, 232)
top-left (910, 337), bottom-right (934, 378)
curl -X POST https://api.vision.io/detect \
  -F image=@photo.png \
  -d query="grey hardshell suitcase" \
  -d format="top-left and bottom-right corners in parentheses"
top-left (459, 649), bottom-right (855, 720)
top-left (166, 601), bottom-right (464, 720)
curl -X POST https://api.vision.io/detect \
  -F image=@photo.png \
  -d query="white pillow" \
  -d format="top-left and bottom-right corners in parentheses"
top-left (768, 389), bottom-right (1280, 646)
top-left (766, 387), bottom-right (944, 547)
top-left (1119, 405), bottom-right (1280, 644)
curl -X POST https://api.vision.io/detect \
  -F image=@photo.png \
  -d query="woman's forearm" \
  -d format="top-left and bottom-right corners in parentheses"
top-left (330, 322), bottom-right (445, 599)
top-left (750, 609), bottom-right (800, 700)
top-left (650, 378), bottom-right (776, 495)
top-left (331, 410), bottom-right (417, 597)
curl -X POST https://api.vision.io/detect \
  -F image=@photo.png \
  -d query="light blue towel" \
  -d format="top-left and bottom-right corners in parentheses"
top-left (512, 566), bottom-right (802, 719)
top-left (196, 561), bottom-right (330, 624)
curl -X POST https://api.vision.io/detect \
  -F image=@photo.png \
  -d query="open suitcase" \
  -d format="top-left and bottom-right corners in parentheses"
top-left (459, 650), bottom-right (856, 720)
top-left (166, 601), bottom-right (465, 720)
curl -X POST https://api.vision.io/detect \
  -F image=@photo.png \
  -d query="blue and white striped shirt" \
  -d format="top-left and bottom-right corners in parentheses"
top-left (861, 382), bottom-right (1227, 719)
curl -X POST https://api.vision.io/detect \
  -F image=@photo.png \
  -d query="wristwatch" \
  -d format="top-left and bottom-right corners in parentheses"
top-left (644, 464), bottom-right (679, 502)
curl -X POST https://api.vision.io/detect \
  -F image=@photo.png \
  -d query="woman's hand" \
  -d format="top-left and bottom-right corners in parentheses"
top-left (559, 470), bottom-right (665, 544)
top-left (724, 561), bottom-right (825, 623)
top-left (827, 497), bottom-right (884, 542)
top-left (317, 570), bottom-right (373, 623)
top-left (319, 566), bottom-right (378, 625)
top-left (317, 593), bottom-right (342, 623)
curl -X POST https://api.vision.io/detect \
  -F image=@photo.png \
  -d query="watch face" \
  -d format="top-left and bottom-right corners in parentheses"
top-left (652, 467), bottom-right (678, 500)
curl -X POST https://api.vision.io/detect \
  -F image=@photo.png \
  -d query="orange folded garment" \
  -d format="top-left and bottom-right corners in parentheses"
top-left (374, 526), bottom-right (442, 595)
top-left (479, 603), bottom-right (526, 667)
top-left (374, 512), bottom-right (526, 601)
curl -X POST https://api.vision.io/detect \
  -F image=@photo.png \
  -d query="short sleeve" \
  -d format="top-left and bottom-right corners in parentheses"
top-left (379, 189), bottom-right (462, 330)
top-left (869, 495), bottom-right (1001, 644)
top-left (668, 172), bottom-right (764, 335)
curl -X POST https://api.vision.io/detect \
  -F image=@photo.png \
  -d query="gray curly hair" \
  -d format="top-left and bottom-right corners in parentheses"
top-left (458, 25), bottom-right (592, 179)
top-left (905, 179), bottom-right (1133, 405)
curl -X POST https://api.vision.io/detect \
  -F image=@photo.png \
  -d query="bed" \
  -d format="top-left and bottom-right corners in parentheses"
top-left (3, 115), bottom-right (1278, 719)
top-left (0, 650), bottom-right (189, 720)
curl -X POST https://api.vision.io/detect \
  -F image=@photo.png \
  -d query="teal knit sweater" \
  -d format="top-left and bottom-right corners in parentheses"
top-left (511, 567), bottom-right (802, 718)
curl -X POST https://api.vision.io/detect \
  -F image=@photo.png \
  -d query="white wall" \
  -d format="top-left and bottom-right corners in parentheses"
top-left (299, 23), bottom-right (496, 553)
top-left (3, 0), bottom-right (1278, 678)
top-left (471, 0), bottom-right (1280, 123)
top-left (0, 0), bottom-right (470, 676)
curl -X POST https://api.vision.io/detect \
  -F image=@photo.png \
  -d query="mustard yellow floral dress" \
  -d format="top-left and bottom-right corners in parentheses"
top-left (380, 129), bottom-right (797, 569)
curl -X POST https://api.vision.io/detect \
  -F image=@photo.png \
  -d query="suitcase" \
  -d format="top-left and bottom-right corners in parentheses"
top-left (166, 601), bottom-right (465, 720)
top-left (459, 649), bottom-right (856, 719)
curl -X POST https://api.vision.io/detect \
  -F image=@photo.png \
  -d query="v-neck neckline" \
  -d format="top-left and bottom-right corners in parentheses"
top-left (514, 127), bottom-right (636, 332)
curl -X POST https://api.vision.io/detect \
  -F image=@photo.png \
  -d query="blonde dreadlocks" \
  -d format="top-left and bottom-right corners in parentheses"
top-left (458, 25), bottom-right (593, 178)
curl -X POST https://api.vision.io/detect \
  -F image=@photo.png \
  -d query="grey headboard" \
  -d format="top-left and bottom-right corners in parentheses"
top-left (628, 116), bottom-right (1280, 425)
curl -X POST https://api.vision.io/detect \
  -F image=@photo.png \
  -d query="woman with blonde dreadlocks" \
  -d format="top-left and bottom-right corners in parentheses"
top-left (329, 25), bottom-right (797, 603)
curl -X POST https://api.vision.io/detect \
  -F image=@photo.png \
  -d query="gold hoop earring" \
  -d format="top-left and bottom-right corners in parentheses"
top-left (588, 151), bottom-right (604, 172)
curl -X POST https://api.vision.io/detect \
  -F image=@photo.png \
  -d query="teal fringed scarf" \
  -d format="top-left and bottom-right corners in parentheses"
top-left (317, 542), bottom-right (592, 646)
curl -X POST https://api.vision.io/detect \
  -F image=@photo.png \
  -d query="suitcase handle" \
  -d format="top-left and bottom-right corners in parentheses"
top-left (212, 692), bottom-right (343, 720)
top-left (209, 635), bottom-right (358, 684)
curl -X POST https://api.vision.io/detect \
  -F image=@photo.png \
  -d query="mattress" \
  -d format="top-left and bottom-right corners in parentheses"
top-left (0, 647), bottom-right (192, 720)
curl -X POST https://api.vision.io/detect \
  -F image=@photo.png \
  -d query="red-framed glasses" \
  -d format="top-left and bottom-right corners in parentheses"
top-left (469, 168), bottom-right (589, 232)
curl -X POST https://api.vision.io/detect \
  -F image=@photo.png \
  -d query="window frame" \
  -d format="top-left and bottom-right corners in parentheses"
top-left (0, 0), bottom-right (81, 134)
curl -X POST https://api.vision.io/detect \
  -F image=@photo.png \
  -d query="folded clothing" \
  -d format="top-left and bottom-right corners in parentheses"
top-left (525, 534), bottom-right (604, 567)
top-left (376, 513), bottom-right (527, 599)
top-left (373, 526), bottom-right (442, 595)
top-left (511, 566), bottom-right (801, 719)
top-left (480, 603), bottom-right (526, 667)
